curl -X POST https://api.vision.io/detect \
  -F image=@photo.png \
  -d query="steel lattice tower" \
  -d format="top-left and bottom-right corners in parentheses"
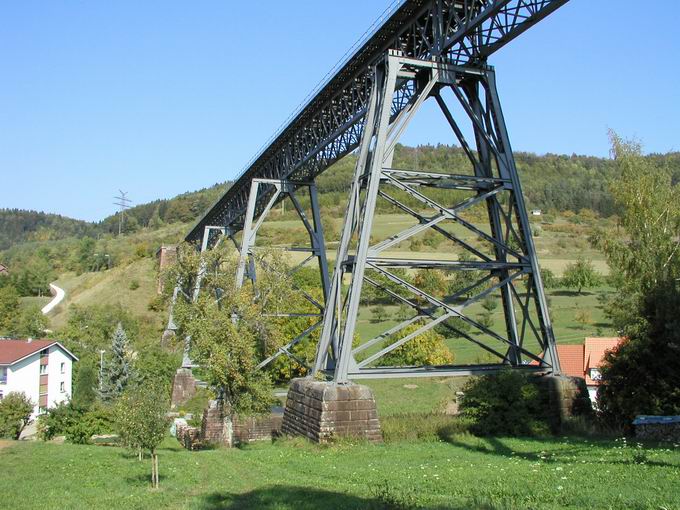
top-left (169, 0), bottom-right (569, 381)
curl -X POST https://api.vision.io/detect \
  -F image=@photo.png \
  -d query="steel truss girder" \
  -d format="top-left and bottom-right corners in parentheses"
top-left (186, 0), bottom-right (568, 243)
top-left (312, 53), bottom-right (560, 382)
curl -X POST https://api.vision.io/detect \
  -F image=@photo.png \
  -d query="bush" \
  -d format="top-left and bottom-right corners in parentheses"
top-left (381, 321), bottom-right (454, 367)
top-left (0, 392), bottom-right (33, 439)
top-left (460, 371), bottom-right (551, 437)
top-left (38, 401), bottom-right (114, 444)
top-left (597, 280), bottom-right (680, 432)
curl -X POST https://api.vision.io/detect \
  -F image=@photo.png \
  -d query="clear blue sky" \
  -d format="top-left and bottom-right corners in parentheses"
top-left (1, 1), bottom-right (679, 222)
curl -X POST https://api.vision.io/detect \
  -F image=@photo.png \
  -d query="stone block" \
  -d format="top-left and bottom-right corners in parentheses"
top-left (281, 378), bottom-right (382, 443)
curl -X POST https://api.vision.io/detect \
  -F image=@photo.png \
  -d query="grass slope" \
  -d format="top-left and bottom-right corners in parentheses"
top-left (49, 258), bottom-right (162, 330)
top-left (1, 436), bottom-right (678, 509)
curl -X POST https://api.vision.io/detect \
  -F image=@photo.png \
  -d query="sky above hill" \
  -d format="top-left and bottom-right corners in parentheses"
top-left (1, 1), bottom-right (679, 222)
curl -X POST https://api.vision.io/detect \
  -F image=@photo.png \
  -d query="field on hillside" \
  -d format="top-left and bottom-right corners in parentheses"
top-left (2, 434), bottom-right (678, 509)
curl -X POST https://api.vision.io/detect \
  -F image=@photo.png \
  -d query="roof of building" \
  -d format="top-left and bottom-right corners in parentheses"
top-left (529, 337), bottom-right (623, 385)
top-left (554, 344), bottom-right (585, 379)
top-left (0, 339), bottom-right (78, 365)
top-left (584, 337), bottom-right (621, 385)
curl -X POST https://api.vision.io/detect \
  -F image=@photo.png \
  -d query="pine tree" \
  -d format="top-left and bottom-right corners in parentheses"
top-left (99, 323), bottom-right (132, 402)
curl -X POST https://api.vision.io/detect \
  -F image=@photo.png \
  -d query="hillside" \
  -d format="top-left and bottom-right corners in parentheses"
top-left (1, 143), bottom-right (677, 348)
top-left (0, 209), bottom-right (97, 250)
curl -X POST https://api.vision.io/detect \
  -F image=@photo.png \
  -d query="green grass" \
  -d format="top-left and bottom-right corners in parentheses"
top-left (49, 257), bottom-right (163, 330)
top-left (1, 434), bottom-right (678, 509)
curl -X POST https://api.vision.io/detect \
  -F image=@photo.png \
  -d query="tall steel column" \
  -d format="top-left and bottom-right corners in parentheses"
top-left (313, 51), bottom-right (560, 382)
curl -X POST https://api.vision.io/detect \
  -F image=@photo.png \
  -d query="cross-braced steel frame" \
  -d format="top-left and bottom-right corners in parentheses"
top-left (312, 51), bottom-right (560, 381)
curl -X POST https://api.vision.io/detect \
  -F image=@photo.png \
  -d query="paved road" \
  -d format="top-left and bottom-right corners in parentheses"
top-left (41, 283), bottom-right (65, 315)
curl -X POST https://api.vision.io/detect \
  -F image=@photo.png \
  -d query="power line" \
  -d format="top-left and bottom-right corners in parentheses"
top-left (113, 190), bottom-right (132, 235)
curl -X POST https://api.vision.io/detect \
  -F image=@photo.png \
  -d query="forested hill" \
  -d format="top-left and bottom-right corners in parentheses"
top-left (3, 145), bottom-right (678, 251)
top-left (0, 209), bottom-right (97, 251)
top-left (0, 183), bottom-right (228, 250)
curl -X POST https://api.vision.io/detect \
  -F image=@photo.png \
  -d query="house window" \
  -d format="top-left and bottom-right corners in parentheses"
top-left (40, 364), bottom-right (48, 375)
top-left (40, 349), bottom-right (49, 358)
top-left (590, 368), bottom-right (602, 381)
top-left (0, 367), bottom-right (6, 384)
top-left (60, 362), bottom-right (65, 374)
top-left (60, 382), bottom-right (65, 393)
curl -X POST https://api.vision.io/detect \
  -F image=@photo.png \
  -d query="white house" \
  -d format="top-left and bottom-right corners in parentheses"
top-left (0, 339), bottom-right (78, 418)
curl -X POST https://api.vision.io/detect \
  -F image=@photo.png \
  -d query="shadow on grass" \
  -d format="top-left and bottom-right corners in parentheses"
top-left (439, 434), bottom-right (679, 469)
top-left (198, 485), bottom-right (483, 510)
top-left (550, 290), bottom-right (592, 297)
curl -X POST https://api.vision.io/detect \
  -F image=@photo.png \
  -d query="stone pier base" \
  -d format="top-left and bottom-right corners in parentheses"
top-left (536, 374), bottom-right (592, 433)
top-left (281, 378), bottom-right (382, 443)
top-left (170, 368), bottom-right (197, 410)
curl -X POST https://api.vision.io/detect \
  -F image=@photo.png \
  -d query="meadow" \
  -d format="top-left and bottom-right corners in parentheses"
top-left (1, 432), bottom-right (678, 509)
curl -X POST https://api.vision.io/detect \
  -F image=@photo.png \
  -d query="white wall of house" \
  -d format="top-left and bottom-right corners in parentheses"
top-left (588, 386), bottom-right (598, 409)
top-left (4, 354), bottom-right (41, 418)
top-left (47, 345), bottom-right (72, 408)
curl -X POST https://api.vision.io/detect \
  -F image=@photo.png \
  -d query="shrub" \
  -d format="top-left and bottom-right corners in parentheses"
top-left (381, 321), bottom-right (454, 367)
top-left (129, 279), bottom-right (140, 291)
top-left (0, 392), bottom-right (33, 439)
top-left (38, 401), bottom-right (114, 444)
top-left (460, 371), bottom-right (551, 437)
top-left (597, 280), bottom-right (680, 432)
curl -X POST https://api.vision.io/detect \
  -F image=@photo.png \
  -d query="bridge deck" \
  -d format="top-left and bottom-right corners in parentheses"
top-left (186, 0), bottom-right (567, 242)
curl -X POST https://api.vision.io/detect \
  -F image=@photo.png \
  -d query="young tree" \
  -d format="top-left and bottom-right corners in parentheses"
top-left (0, 392), bottom-right (34, 439)
top-left (99, 323), bottom-right (132, 402)
top-left (561, 257), bottom-right (600, 294)
top-left (0, 284), bottom-right (20, 335)
top-left (115, 385), bottom-right (170, 488)
top-left (73, 364), bottom-right (98, 408)
top-left (171, 244), bottom-right (282, 415)
top-left (592, 131), bottom-right (680, 330)
top-left (592, 133), bottom-right (680, 431)
top-left (370, 305), bottom-right (387, 323)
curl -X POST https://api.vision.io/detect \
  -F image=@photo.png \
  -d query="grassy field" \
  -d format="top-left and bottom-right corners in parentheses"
top-left (1, 434), bottom-right (678, 509)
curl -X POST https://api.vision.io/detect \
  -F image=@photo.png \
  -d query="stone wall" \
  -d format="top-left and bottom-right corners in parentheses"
top-left (634, 417), bottom-right (680, 442)
top-left (281, 378), bottom-right (382, 443)
top-left (233, 414), bottom-right (278, 444)
top-left (174, 400), bottom-right (281, 450)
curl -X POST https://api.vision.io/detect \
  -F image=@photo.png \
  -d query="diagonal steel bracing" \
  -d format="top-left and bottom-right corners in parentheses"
top-left (312, 52), bottom-right (560, 381)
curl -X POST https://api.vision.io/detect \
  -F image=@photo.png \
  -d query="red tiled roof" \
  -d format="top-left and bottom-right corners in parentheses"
top-left (554, 344), bottom-right (585, 379)
top-left (0, 339), bottom-right (78, 365)
top-left (584, 337), bottom-right (622, 385)
top-left (0, 339), bottom-right (54, 364)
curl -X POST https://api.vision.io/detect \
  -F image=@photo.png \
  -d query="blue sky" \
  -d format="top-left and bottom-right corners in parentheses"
top-left (1, 1), bottom-right (679, 221)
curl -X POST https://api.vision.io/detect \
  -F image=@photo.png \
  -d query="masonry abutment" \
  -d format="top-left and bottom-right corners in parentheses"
top-left (281, 378), bottom-right (382, 443)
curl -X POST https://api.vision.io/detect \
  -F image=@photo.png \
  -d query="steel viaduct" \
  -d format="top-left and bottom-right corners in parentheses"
top-left (169, 0), bottom-right (570, 385)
